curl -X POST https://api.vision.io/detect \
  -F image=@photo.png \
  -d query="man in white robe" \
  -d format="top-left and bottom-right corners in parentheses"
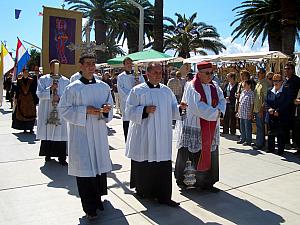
top-left (125, 62), bottom-right (187, 207)
top-left (37, 59), bottom-right (70, 165)
top-left (117, 57), bottom-right (144, 141)
top-left (58, 53), bottom-right (113, 219)
top-left (175, 62), bottom-right (226, 192)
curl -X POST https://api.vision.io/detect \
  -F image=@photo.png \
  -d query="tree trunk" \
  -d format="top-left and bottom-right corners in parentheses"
top-left (280, 0), bottom-right (297, 57)
top-left (268, 30), bottom-right (282, 51)
top-left (153, 0), bottom-right (163, 52)
top-left (95, 20), bottom-right (108, 63)
top-left (126, 28), bottom-right (139, 53)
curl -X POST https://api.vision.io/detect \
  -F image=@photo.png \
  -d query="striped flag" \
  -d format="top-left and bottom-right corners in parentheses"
top-left (15, 38), bottom-right (31, 77)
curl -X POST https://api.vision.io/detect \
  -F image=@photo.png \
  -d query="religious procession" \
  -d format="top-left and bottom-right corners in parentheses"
top-left (1, 0), bottom-right (300, 224)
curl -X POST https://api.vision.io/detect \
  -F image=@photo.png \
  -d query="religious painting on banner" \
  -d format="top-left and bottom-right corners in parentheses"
top-left (49, 16), bottom-right (75, 65)
top-left (42, 6), bottom-right (82, 77)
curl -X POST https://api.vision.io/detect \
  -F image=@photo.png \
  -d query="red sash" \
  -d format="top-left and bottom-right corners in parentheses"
top-left (192, 76), bottom-right (219, 171)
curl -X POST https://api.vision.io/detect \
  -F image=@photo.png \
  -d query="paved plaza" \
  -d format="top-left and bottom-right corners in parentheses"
top-left (0, 98), bottom-right (300, 225)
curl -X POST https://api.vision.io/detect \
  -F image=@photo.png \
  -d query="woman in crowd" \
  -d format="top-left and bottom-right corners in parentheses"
top-left (265, 74), bottom-right (290, 156)
top-left (12, 67), bottom-right (38, 133)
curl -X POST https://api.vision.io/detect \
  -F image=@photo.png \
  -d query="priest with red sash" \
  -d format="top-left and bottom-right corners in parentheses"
top-left (175, 62), bottom-right (226, 192)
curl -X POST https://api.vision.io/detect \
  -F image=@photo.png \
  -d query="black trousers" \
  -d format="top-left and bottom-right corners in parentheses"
top-left (76, 174), bottom-right (107, 216)
top-left (39, 140), bottom-right (67, 162)
top-left (268, 124), bottom-right (286, 155)
top-left (130, 160), bottom-right (172, 201)
top-left (294, 119), bottom-right (300, 148)
top-left (123, 121), bottom-right (130, 141)
top-left (223, 105), bottom-right (236, 134)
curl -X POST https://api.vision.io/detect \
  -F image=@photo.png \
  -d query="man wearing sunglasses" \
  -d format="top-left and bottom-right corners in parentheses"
top-left (175, 61), bottom-right (226, 192)
top-left (283, 62), bottom-right (300, 149)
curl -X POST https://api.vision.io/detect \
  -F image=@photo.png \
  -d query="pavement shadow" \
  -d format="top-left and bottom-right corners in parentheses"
top-left (136, 197), bottom-right (221, 225)
top-left (229, 147), bottom-right (264, 156)
top-left (12, 132), bottom-right (38, 144)
top-left (220, 133), bottom-right (240, 141)
top-left (77, 200), bottom-right (129, 225)
top-left (179, 189), bottom-right (284, 225)
top-left (40, 161), bottom-right (79, 197)
top-left (107, 172), bottom-right (134, 195)
top-left (0, 108), bottom-right (12, 115)
top-left (279, 151), bottom-right (300, 164)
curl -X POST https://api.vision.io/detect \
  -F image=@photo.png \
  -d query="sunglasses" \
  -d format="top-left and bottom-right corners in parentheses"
top-left (284, 67), bottom-right (291, 70)
top-left (273, 80), bottom-right (282, 83)
top-left (267, 77), bottom-right (273, 80)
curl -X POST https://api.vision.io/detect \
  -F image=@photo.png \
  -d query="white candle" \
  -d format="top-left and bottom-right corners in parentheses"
top-left (54, 62), bottom-right (59, 75)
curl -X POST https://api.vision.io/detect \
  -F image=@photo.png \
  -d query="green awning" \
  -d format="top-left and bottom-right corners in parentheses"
top-left (107, 49), bottom-right (172, 65)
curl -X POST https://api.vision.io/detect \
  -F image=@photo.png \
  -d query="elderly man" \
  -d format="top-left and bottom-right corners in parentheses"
top-left (167, 71), bottom-right (184, 103)
top-left (175, 62), bottom-right (226, 192)
top-left (125, 62), bottom-right (187, 207)
top-left (284, 62), bottom-right (300, 149)
top-left (252, 68), bottom-right (269, 150)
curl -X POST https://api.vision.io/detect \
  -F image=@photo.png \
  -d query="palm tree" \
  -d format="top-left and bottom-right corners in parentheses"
top-left (114, 0), bottom-right (154, 53)
top-left (65, 0), bottom-right (124, 62)
top-left (164, 13), bottom-right (226, 58)
top-left (231, 0), bottom-right (300, 56)
top-left (105, 30), bottom-right (126, 58)
top-left (280, 0), bottom-right (299, 56)
top-left (153, 0), bottom-right (164, 52)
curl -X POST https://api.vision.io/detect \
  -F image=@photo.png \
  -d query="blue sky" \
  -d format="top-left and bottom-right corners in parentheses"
top-left (0, 0), bottom-right (298, 55)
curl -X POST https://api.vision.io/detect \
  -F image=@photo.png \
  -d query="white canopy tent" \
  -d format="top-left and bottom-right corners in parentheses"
top-left (184, 51), bottom-right (289, 64)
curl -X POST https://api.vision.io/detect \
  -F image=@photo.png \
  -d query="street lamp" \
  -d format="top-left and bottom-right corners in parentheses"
top-left (128, 0), bottom-right (144, 52)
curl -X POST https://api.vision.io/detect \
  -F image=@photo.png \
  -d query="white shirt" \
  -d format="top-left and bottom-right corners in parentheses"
top-left (117, 71), bottom-right (145, 121)
top-left (58, 79), bottom-right (113, 177)
top-left (176, 81), bottom-right (226, 153)
top-left (36, 74), bottom-right (70, 141)
top-left (125, 82), bottom-right (180, 162)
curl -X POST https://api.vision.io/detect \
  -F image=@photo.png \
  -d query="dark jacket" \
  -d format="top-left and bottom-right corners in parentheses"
top-left (223, 82), bottom-right (238, 108)
top-left (265, 86), bottom-right (290, 127)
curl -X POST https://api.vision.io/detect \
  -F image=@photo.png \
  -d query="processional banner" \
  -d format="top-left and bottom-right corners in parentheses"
top-left (42, 6), bottom-right (82, 77)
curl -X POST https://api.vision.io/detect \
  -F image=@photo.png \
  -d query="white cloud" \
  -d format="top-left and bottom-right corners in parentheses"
top-left (220, 36), bottom-right (269, 54)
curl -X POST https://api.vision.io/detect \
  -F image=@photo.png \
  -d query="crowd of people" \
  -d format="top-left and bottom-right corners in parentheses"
top-left (1, 53), bottom-right (300, 220)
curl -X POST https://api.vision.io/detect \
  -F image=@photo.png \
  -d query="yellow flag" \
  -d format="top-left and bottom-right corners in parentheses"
top-left (0, 43), bottom-right (15, 79)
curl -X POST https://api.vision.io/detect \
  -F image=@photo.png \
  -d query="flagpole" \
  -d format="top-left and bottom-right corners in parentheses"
top-left (22, 40), bottom-right (42, 67)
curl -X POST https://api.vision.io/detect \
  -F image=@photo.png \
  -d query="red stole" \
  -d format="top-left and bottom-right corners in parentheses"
top-left (192, 76), bottom-right (219, 171)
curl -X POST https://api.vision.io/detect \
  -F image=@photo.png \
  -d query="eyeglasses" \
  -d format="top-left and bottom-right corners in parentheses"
top-left (273, 80), bottom-right (282, 83)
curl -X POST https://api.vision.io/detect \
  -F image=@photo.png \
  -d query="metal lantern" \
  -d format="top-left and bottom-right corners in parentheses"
top-left (183, 160), bottom-right (196, 189)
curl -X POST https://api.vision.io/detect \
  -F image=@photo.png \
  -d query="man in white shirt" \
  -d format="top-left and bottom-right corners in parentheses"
top-left (37, 59), bottom-right (70, 165)
top-left (125, 62), bottom-right (187, 207)
top-left (117, 57), bottom-right (144, 141)
top-left (58, 52), bottom-right (113, 219)
top-left (175, 62), bottom-right (226, 192)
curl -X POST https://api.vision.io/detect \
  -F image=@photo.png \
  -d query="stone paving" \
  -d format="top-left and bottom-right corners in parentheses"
top-left (0, 98), bottom-right (300, 225)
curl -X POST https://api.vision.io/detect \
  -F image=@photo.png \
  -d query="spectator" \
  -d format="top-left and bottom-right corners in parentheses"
top-left (265, 74), bottom-right (290, 156)
top-left (253, 68), bottom-right (269, 150)
top-left (283, 62), bottom-right (300, 149)
top-left (237, 80), bottom-right (254, 146)
top-left (266, 72), bottom-right (274, 88)
top-left (167, 71), bottom-right (183, 103)
top-left (223, 72), bottom-right (238, 135)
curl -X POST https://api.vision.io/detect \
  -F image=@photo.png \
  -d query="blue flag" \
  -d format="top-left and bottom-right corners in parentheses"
top-left (15, 9), bottom-right (21, 19)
